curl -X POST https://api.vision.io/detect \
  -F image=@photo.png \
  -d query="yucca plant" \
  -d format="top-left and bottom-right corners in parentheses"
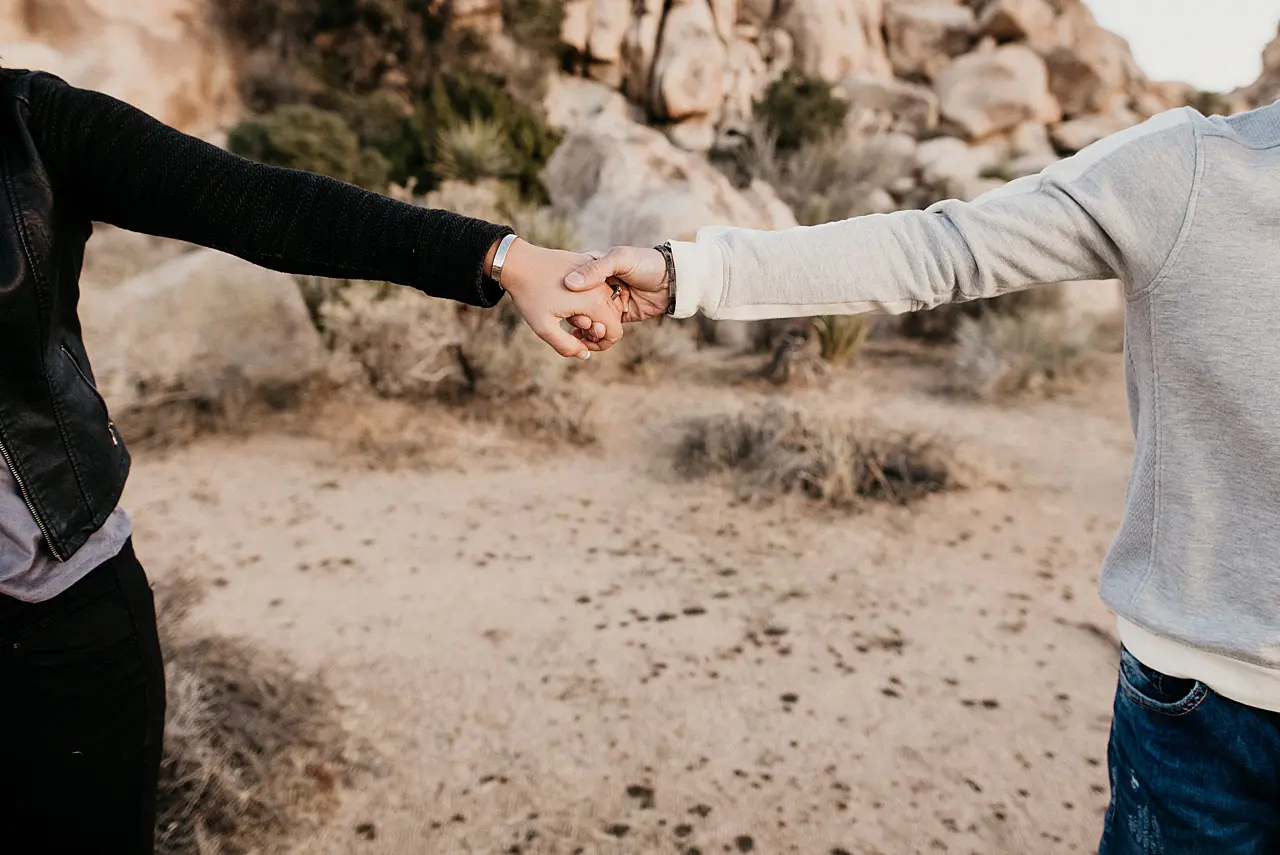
top-left (433, 118), bottom-right (518, 183)
top-left (814, 315), bottom-right (871, 364)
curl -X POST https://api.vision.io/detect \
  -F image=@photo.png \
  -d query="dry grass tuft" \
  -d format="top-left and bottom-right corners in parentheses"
top-left (676, 404), bottom-right (955, 508)
top-left (153, 580), bottom-right (354, 855)
top-left (950, 312), bottom-right (1094, 399)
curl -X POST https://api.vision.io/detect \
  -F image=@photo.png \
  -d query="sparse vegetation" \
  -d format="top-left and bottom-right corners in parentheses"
top-left (950, 311), bottom-right (1094, 399)
top-left (154, 579), bottom-right (352, 855)
top-left (227, 105), bottom-right (392, 190)
top-left (728, 124), bottom-right (916, 226)
top-left (217, 0), bottom-right (561, 201)
top-left (1194, 90), bottom-right (1231, 117)
top-left (814, 316), bottom-right (872, 364)
top-left (753, 70), bottom-right (850, 153)
top-left (433, 117), bottom-right (518, 183)
top-left (895, 285), bottom-right (1065, 342)
top-left (677, 404), bottom-right (955, 508)
top-left (611, 318), bottom-right (699, 378)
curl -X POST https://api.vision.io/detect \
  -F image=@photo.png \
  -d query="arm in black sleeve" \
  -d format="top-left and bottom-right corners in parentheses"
top-left (23, 72), bottom-right (512, 307)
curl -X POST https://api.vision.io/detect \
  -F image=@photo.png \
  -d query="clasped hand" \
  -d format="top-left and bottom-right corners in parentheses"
top-left (500, 240), bottom-right (671, 359)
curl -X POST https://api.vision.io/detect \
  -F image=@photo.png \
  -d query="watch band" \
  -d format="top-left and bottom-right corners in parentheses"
top-left (490, 233), bottom-right (519, 286)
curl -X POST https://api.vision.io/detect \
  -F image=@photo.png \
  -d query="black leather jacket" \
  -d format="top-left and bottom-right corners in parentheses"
top-left (0, 72), bottom-right (128, 561)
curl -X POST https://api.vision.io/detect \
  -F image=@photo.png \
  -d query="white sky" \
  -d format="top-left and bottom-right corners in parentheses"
top-left (1085, 0), bottom-right (1279, 91)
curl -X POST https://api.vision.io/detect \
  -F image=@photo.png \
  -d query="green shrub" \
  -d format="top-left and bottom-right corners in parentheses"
top-left (753, 71), bottom-right (850, 152)
top-left (500, 0), bottom-right (567, 64)
top-left (1194, 90), bottom-right (1231, 117)
top-left (227, 105), bottom-right (391, 190)
top-left (434, 118), bottom-right (518, 183)
top-left (421, 71), bottom-right (562, 199)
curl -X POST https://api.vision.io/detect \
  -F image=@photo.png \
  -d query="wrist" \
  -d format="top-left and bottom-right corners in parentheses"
top-left (486, 233), bottom-right (521, 285)
top-left (497, 237), bottom-right (532, 294)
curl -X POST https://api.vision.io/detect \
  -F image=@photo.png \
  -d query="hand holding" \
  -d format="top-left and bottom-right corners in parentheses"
top-left (564, 246), bottom-right (671, 325)
top-left (496, 239), bottom-right (627, 358)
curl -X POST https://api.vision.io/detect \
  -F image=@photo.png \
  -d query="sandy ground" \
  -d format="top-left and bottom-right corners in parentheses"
top-left (124, 348), bottom-right (1135, 855)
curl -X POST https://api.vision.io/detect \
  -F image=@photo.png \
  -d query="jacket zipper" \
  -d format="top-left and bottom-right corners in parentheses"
top-left (0, 436), bottom-right (64, 561)
top-left (61, 344), bottom-right (118, 446)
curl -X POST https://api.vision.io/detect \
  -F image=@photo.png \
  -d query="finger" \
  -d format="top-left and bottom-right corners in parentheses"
top-left (535, 323), bottom-right (591, 360)
top-left (565, 248), bottom-right (629, 291)
top-left (592, 322), bottom-right (607, 340)
top-left (600, 316), bottom-right (624, 349)
top-left (570, 314), bottom-right (593, 331)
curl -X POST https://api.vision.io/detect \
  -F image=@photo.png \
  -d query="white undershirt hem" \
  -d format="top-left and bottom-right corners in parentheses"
top-left (1116, 617), bottom-right (1280, 714)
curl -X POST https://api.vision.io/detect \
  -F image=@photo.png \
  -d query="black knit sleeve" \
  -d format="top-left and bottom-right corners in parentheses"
top-left (23, 72), bottom-right (511, 307)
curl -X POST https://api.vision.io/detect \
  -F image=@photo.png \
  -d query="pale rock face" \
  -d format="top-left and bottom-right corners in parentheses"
top-left (0, 0), bottom-right (239, 136)
top-left (934, 44), bottom-right (1061, 139)
top-left (721, 37), bottom-right (773, 137)
top-left (777, 0), bottom-right (892, 82)
top-left (1235, 23), bottom-right (1280, 109)
top-left (586, 0), bottom-right (631, 64)
top-left (977, 0), bottom-right (1057, 50)
top-left (542, 112), bottom-right (797, 249)
top-left (1050, 109), bottom-right (1139, 153)
top-left (884, 0), bottom-right (977, 81)
top-left (838, 72), bottom-right (941, 136)
top-left (79, 249), bottom-right (323, 414)
top-left (915, 135), bottom-right (991, 196)
top-left (1041, 0), bottom-right (1143, 117)
top-left (651, 0), bottom-right (729, 122)
top-left (620, 0), bottom-right (667, 103)
top-left (542, 75), bottom-right (635, 133)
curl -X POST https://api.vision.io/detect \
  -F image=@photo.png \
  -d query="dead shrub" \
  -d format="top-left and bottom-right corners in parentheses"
top-left (758, 328), bottom-right (831, 388)
top-left (610, 318), bottom-right (698, 378)
top-left (309, 179), bottom-right (594, 443)
top-left (319, 284), bottom-right (597, 444)
top-left (153, 580), bottom-right (352, 855)
top-left (949, 311), bottom-right (1094, 399)
top-left (676, 403), bottom-right (954, 508)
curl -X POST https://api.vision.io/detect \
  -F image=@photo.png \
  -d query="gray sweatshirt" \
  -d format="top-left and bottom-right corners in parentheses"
top-left (669, 102), bottom-right (1280, 700)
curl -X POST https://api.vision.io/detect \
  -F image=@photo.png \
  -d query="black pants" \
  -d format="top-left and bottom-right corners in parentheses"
top-left (0, 540), bottom-right (165, 855)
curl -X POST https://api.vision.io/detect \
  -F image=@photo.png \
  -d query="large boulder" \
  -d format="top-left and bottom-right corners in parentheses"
top-left (1050, 109), bottom-right (1139, 153)
top-left (0, 0), bottom-right (239, 137)
top-left (543, 112), bottom-right (798, 248)
top-left (620, 0), bottom-right (668, 102)
top-left (542, 75), bottom-right (634, 133)
top-left (884, 0), bottom-right (976, 81)
top-left (777, 0), bottom-right (892, 82)
top-left (934, 44), bottom-right (1061, 139)
top-left (79, 249), bottom-right (324, 413)
top-left (977, 0), bottom-right (1057, 50)
top-left (651, 0), bottom-right (729, 124)
top-left (837, 73), bottom-right (940, 135)
top-left (1040, 0), bottom-right (1144, 117)
top-left (1235, 23), bottom-right (1280, 109)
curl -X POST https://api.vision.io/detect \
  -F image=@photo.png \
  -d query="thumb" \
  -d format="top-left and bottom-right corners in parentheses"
top-left (565, 249), bottom-right (626, 291)
top-left (533, 322), bottom-right (591, 361)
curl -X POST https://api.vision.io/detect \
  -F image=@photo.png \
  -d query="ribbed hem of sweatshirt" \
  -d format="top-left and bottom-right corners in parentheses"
top-left (412, 211), bottom-right (513, 308)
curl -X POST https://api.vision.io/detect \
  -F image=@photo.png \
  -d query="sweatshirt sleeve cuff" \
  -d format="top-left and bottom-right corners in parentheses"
top-left (669, 231), bottom-right (727, 319)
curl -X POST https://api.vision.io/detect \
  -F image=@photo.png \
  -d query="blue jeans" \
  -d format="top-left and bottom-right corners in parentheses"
top-left (1099, 646), bottom-right (1280, 854)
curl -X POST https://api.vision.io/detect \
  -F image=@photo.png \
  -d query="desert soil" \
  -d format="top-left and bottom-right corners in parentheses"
top-left (125, 346), bottom-right (1134, 855)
